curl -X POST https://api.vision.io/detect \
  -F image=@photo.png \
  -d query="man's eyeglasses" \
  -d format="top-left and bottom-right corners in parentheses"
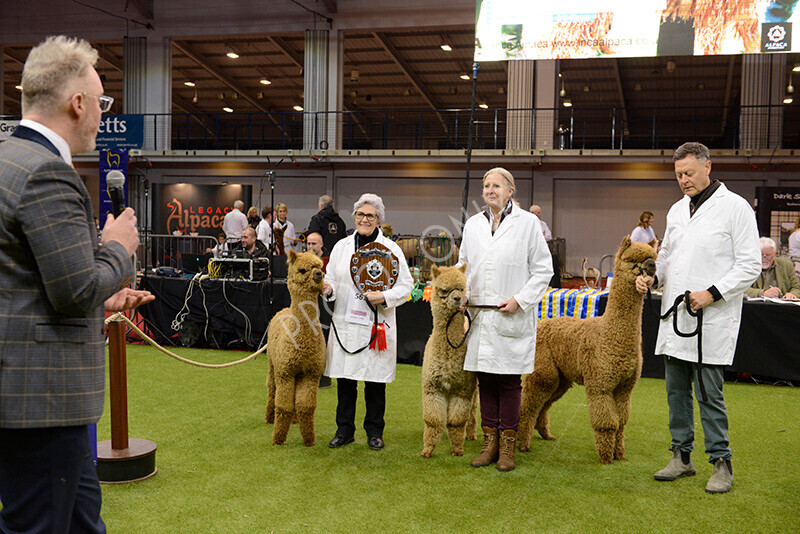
top-left (82, 92), bottom-right (114, 113)
top-left (354, 211), bottom-right (377, 222)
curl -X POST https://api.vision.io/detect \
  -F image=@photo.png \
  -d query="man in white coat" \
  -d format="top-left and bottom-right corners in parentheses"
top-left (322, 193), bottom-right (412, 451)
top-left (638, 142), bottom-right (760, 494)
top-left (222, 199), bottom-right (248, 245)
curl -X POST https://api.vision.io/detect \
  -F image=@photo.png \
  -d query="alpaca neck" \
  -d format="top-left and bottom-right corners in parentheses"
top-left (432, 307), bottom-right (465, 339)
top-left (602, 280), bottom-right (644, 327)
top-left (288, 290), bottom-right (322, 327)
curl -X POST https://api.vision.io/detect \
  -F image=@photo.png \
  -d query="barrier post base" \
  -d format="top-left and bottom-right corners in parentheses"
top-left (97, 438), bottom-right (157, 484)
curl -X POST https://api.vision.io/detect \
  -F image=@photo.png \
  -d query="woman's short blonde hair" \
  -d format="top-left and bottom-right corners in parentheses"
top-left (275, 203), bottom-right (288, 214)
top-left (22, 36), bottom-right (98, 115)
top-left (483, 167), bottom-right (515, 193)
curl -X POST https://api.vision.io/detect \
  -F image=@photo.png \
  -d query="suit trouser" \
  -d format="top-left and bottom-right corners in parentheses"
top-left (664, 356), bottom-right (731, 462)
top-left (0, 425), bottom-right (105, 534)
top-left (335, 378), bottom-right (386, 438)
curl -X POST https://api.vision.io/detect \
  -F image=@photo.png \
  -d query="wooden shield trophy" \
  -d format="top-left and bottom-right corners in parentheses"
top-left (350, 242), bottom-right (399, 293)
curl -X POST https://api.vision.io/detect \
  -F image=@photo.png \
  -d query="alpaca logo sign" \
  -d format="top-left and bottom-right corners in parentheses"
top-left (761, 23), bottom-right (792, 52)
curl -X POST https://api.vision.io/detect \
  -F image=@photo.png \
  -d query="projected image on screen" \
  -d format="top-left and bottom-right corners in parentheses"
top-left (474, 1), bottom-right (797, 61)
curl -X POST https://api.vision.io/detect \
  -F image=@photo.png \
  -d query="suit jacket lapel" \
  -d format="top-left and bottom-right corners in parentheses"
top-left (11, 125), bottom-right (61, 158)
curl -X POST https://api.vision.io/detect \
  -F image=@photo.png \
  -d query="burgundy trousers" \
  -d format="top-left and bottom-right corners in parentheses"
top-left (476, 372), bottom-right (522, 431)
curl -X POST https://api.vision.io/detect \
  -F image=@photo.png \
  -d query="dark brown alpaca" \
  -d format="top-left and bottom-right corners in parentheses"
top-left (518, 236), bottom-right (656, 463)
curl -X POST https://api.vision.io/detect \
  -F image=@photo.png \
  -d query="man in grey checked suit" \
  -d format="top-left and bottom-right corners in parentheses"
top-left (0, 36), bottom-right (153, 533)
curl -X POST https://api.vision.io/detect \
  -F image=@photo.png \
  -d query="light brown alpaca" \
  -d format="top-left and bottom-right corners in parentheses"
top-left (265, 250), bottom-right (326, 446)
top-left (518, 237), bottom-right (656, 463)
top-left (421, 264), bottom-right (478, 458)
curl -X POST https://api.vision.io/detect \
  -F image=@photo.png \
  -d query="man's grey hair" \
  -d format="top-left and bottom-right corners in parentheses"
top-left (529, 204), bottom-right (542, 216)
top-left (760, 236), bottom-right (777, 251)
top-left (352, 193), bottom-right (385, 224)
top-left (233, 200), bottom-right (244, 210)
top-left (319, 195), bottom-right (333, 209)
top-left (673, 142), bottom-right (710, 163)
top-left (22, 35), bottom-right (99, 115)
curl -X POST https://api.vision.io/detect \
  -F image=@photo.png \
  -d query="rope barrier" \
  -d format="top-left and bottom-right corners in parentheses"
top-left (105, 312), bottom-right (266, 368)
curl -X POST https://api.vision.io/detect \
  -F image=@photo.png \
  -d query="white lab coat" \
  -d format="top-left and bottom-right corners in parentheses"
top-left (324, 232), bottom-right (413, 382)
top-left (458, 206), bottom-right (554, 374)
top-left (655, 183), bottom-right (761, 366)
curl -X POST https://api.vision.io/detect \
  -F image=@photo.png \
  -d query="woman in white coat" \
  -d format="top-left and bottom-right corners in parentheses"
top-left (273, 203), bottom-right (298, 252)
top-left (322, 193), bottom-right (412, 451)
top-left (458, 168), bottom-right (553, 471)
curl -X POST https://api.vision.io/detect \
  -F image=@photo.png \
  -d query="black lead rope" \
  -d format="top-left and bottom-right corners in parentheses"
top-left (646, 289), bottom-right (707, 402)
top-left (330, 300), bottom-right (381, 355)
top-left (445, 309), bottom-right (473, 349)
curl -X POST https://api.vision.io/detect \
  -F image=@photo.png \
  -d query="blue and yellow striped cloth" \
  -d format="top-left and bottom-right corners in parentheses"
top-left (537, 287), bottom-right (609, 321)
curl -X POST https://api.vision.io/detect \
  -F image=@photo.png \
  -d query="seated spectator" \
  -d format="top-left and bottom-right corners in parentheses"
top-left (206, 233), bottom-right (229, 258)
top-left (745, 237), bottom-right (800, 300)
top-left (234, 227), bottom-right (269, 259)
top-left (305, 231), bottom-right (328, 271)
top-left (630, 211), bottom-right (658, 248)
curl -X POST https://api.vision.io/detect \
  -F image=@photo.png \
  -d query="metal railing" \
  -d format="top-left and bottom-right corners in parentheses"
top-left (4, 104), bottom-right (797, 152)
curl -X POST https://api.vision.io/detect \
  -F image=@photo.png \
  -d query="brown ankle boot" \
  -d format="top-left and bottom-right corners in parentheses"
top-left (496, 429), bottom-right (517, 472)
top-left (471, 427), bottom-right (499, 467)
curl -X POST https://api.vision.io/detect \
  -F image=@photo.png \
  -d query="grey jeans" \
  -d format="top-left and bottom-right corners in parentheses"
top-left (664, 356), bottom-right (731, 462)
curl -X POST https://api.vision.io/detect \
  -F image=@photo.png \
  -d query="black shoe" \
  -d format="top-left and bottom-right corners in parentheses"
top-left (328, 435), bottom-right (355, 448)
top-left (368, 436), bottom-right (385, 450)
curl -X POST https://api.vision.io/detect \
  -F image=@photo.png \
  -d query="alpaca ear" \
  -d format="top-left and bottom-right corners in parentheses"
top-left (458, 263), bottom-right (468, 274)
top-left (431, 265), bottom-right (440, 279)
top-left (620, 235), bottom-right (632, 249)
top-left (287, 249), bottom-right (298, 263)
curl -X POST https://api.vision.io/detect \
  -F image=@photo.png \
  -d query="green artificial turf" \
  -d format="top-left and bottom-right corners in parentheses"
top-left (97, 345), bottom-right (800, 533)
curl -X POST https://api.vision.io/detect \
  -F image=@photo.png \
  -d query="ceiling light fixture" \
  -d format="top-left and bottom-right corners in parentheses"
top-left (223, 107), bottom-right (233, 112)
top-left (440, 43), bottom-right (452, 52)
top-left (479, 103), bottom-right (489, 109)
top-left (226, 50), bottom-right (239, 59)
top-left (783, 96), bottom-right (793, 104)
top-left (192, 88), bottom-right (198, 104)
top-left (460, 73), bottom-right (470, 80)
top-left (350, 69), bottom-right (359, 82)
top-left (293, 105), bottom-right (304, 111)
top-left (259, 78), bottom-right (271, 85)
top-left (184, 80), bottom-right (196, 87)
top-left (793, 64), bottom-right (800, 72)
top-left (559, 75), bottom-right (566, 97)
top-left (15, 85), bottom-right (23, 91)
top-left (562, 98), bottom-right (572, 107)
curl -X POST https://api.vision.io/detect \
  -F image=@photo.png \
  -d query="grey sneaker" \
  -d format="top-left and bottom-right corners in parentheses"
top-left (654, 448), bottom-right (696, 481)
top-left (705, 458), bottom-right (733, 494)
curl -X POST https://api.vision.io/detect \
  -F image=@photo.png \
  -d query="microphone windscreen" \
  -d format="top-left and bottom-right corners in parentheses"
top-left (107, 170), bottom-right (126, 188)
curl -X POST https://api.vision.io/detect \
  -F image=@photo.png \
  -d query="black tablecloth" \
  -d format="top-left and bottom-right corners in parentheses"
top-left (138, 276), bottom-right (290, 348)
top-left (599, 294), bottom-right (800, 382)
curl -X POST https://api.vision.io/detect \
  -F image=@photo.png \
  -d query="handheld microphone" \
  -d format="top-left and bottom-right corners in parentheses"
top-left (106, 170), bottom-right (127, 217)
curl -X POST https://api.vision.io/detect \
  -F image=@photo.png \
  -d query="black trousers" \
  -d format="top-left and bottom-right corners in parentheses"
top-left (0, 425), bottom-right (106, 534)
top-left (335, 378), bottom-right (386, 438)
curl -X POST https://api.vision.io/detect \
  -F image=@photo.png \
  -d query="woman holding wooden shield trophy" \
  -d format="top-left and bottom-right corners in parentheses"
top-left (322, 193), bottom-right (412, 450)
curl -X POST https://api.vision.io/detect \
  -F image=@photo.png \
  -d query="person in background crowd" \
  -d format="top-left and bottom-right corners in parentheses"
top-left (631, 211), bottom-right (658, 248)
top-left (308, 195), bottom-right (347, 256)
top-left (789, 215), bottom-right (800, 272)
top-left (639, 142), bottom-right (760, 494)
top-left (206, 232), bottom-right (229, 258)
top-left (223, 199), bottom-right (248, 245)
top-left (257, 205), bottom-right (273, 251)
top-left (460, 169), bottom-right (553, 471)
top-left (744, 237), bottom-right (800, 300)
top-left (305, 231), bottom-right (328, 271)
top-left (235, 227), bottom-right (268, 259)
top-left (528, 204), bottom-right (552, 242)
top-left (322, 193), bottom-right (412, 451)
top-left (273, 202), bottom-right (297, 252)
top-left (246, 206), bottom-right (260, 228)
top-left (0, 35), bottom-right (154, 534)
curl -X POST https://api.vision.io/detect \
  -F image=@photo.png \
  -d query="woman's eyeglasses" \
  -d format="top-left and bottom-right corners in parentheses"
top-left (354, 212), bottom-right (377, 222)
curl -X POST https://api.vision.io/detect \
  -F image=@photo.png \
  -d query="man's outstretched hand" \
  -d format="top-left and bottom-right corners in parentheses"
top-left (104, 287), bottom-right (155, 312)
